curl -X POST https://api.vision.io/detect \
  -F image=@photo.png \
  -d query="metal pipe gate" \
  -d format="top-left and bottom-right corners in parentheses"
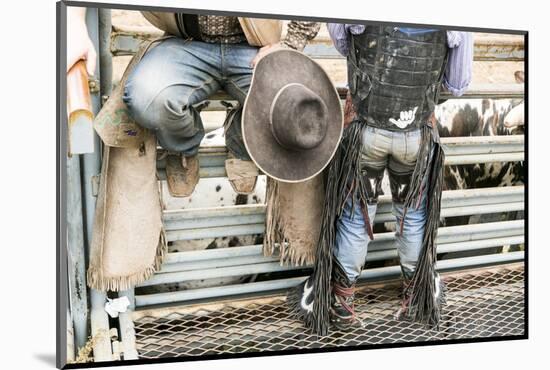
top-left (64, 8), bottom-right (525, 362)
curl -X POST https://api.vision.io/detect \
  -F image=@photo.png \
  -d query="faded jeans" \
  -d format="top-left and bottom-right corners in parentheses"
top-left (333, 126), bottom-right (428, 282)
top-left (123, 38), bottom-right (258, 159)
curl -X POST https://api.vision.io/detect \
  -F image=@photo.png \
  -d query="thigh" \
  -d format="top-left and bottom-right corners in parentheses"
top-left (125, 38), bottom-right (222, 110)
top-left (388, 129), bottom-right (422, 202)
top-left (360, 126), bottom-right (391, 203)
top-left (360, 126), bottom-right (391, 171)
top-left (388, 129), bottom-right (422, 173)
top-left (219, 43), bottom-right (258, 160)
top-left (222, 43), bottom-right (258, 102)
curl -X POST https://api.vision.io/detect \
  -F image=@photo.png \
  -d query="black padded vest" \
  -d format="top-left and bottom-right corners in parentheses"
top-left (347, 26), bottom-right (448, 131)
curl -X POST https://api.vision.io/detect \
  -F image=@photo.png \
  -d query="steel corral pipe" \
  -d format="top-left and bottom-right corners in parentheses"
top-left (445, 153), bottom-right (524, 165)
top-left (162, 186), bottom-right (522, 218)
top-left (66, 155), bottom-right (89, 350)
top-left (440, 135), bottom-right (524, 145)
top-left (140, 235), bottom-right (524, 286)
top-left (163, 203), bottom-right (265, 220)
top-left (366, 235), bottom-right (524, 262)
top-left (157, 153), bottom-right (525, 179)
top-left (136, 277), bottom-right (308, 307)
top-left (165, 244), bottom-right (263, 264)
top-left (135, 252), bottom-right (524, 307)
top-left (162, 219), bottom-right (524, 265)
top-left (160, 235), bottom-right (524, 273)
top-left (83, 8), bottom-right (112, 362)
top-left (165, 201), bottom-right (523, 240)
top-left (117, 290), bottom-right (139, 360)
top-left (98, 8), bottom-right (112, 97)
top-left (111, 27), bottom-right (524, 62)
top-left (166, 224), bottom-right (265, 242)
top-left (66, 307), bottom-right (76, 362)
top-left (137, 261), bottom-right (305, 287)
top-left (161, 187), bottom-right (523, 232)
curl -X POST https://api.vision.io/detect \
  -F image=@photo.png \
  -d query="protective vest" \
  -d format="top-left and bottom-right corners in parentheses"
top-left (347, 26), bottom-right (448, 131)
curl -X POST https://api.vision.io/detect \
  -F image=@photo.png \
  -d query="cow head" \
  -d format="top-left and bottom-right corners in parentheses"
top-left (476, 70), bottom-right (525, 136)
top-left (502, 70), bottom-right (525, 134)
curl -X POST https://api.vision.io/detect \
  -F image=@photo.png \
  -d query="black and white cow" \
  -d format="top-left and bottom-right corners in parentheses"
top-left (432, 72), bottom-right (525, 257)
top-left (436, 71), bottom-right (525, 191)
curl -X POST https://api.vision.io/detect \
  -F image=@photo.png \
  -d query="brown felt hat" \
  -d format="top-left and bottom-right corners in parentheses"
top-left (242, 49), bottom-right (343, 183)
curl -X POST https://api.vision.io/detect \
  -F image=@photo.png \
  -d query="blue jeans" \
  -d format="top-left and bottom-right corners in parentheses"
top-left (333, 126), bottom-right (427, 282)
top-left (123, 38), bottom-right (258, 159)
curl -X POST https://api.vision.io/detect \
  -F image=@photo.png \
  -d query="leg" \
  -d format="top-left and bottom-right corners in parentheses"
top-left (388, 128), bottom-right (424, 280)
top-left (330, 126), bottom-right (389, 329)
top-left (334, 126), bottom-right (390, 282)
top-left (218, 43), bottom-right (261, 194)
top-left (333, 195), bottom-right (378, 283)
top-left (221, 42), bottom-right (258, 160)
top-left (392, 194), bottom-right (427, 280)
top-left (123, 38), bottom-right (222, 156)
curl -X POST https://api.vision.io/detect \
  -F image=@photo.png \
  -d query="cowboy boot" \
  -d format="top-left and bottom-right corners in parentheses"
top-left (225, 152), bottom-right (259, 195)
top-left (330, 260), bottom-right (357, 330)
top-left (394, 277), bottom-right (413, 321)
top-left (165, 153), bottom-right (200, 197)
top-left (394, 271), bottom-right (445, 321)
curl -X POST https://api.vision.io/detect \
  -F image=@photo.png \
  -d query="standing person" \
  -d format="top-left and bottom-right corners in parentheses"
top-left (291, 24), bottom-right (473, 335)
top-left (123, 12), bottom-right (320, 196)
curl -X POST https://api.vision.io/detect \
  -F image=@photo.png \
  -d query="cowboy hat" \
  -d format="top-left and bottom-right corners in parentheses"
top-left (242, 49), bottom-right (343, 183)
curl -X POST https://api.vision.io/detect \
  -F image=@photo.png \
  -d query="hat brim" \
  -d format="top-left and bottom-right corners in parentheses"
top-left (242, 49), bottom-right (343, 183)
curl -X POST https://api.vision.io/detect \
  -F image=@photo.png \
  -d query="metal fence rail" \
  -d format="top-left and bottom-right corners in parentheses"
top-left (157, 136), bottom-right (525, 180)
top-left (162, 219), bottom-right (523, 267)
top-left (162, 186), bottom-right (523, 240)
top-left (140, 183), bottom-right (524, 307)
top-left (135, 252), bottom-right (524, 307)
top-left (159, 219), bottom-right (524, 270)
top-left (138, 234), bottom-right (523, 287)
top-left (110, 25), bottom-right (525, 61)
top-left (212, 83), bottom-right (525, 101)
top-left (64, 10), bottom-right (526, 362)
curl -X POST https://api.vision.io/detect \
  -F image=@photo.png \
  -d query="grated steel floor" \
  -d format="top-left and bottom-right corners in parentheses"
top-left (133, 264), bottom-right (525, 359)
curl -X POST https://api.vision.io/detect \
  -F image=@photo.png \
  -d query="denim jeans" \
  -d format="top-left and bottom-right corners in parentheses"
top-left (333, 126), bottom-right (427, 282)
top-left (123, 38), bottom-right (258, 159)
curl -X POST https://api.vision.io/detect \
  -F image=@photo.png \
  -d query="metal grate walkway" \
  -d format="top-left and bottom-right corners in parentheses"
top-left (133, 264), bottom-right (524, 359)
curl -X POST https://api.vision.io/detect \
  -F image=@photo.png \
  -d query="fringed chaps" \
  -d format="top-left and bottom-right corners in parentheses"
top-left (401, 119), bottom-right (446, 328)
top-left (264, 176), bottom-right (324, 266)
top-left (87, 132), bottom-right (167, 292)
top-left (288, 120), bottom-right (369, 336)
top-left (288, 118), bottom-right (445, 335)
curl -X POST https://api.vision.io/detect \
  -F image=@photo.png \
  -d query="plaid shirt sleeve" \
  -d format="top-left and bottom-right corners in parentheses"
top-left (282, 21), bottom-right (321, 51)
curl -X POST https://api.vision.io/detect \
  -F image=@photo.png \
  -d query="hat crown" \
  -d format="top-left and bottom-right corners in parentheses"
top-left (269, 83), bottom-right (328, 151)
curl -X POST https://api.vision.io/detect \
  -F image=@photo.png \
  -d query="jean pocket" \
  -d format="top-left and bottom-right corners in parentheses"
top-left (362, 126), bottom-right (377, 149)
top-left (404, 130), bottom-right (422, 163)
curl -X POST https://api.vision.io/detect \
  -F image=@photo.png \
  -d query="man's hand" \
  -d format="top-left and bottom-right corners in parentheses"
top-left (250, 43), bottom-right (286, 68)
top-left (343, 92), bottom-right (357, 128)
top-left (67, 7), bottom-right (97, 76)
